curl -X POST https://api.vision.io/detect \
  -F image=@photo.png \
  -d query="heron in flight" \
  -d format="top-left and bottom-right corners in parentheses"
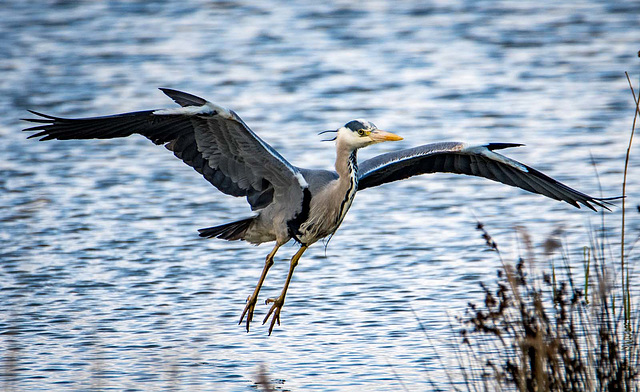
top-left (24, 88), bottom-right (613, 334)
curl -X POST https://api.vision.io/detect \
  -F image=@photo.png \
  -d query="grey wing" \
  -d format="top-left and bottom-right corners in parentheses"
top-left (23, 88), bottom-right (308, 212)
top-left (297, 168), bottom-right (339, 195)
top-left (357, 141), bottom-right (614, 211)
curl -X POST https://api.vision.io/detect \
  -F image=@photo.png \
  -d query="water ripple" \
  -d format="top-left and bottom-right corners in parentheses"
top-left (1, 1), bottom-right (638, 391)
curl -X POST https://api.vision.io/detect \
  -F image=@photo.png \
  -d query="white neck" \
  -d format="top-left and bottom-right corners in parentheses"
top-left (331, 139), bottom-right (359, 226)
top-left (335, 139), bottom-right (358, 180)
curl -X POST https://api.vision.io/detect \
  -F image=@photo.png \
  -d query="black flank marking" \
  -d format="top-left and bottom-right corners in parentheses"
top-left (287, 187), bottom-right (312, 243)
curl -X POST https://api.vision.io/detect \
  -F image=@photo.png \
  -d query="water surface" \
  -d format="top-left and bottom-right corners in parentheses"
top-left (1, 1), bottom-right (639, 391)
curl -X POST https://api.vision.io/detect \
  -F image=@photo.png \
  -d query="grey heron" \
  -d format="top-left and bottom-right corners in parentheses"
top-left (24, 88), bottom-right (614, 335)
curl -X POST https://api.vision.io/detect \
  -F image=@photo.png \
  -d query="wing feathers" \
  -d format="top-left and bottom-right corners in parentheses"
top-left (23, 89), bottom-right (305, 213)
top-left (160, 88), bottom-right (207, 107)
top-left (358, 142), bottom-right (612, 211)
top-left (486, 143), bottom-right (524, 151)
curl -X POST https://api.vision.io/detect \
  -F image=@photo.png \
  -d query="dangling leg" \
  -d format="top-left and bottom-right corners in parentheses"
top-left (263, 244), bottom-right (309, 335)
top-left (239, 243), bottom-right (281, 332)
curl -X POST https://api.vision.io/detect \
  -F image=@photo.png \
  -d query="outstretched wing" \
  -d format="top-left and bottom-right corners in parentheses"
top-left (357, 141), bottom-right (613, 211)
top-left (23, 88), bottom-right (308, 212)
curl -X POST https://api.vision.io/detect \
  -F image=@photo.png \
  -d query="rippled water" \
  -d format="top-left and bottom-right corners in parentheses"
top-left (1, 1), bottom-right (639, 391)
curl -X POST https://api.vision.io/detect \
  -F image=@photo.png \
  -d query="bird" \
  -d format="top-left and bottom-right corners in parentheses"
top-left (23, 88), bottom-right (615, 335)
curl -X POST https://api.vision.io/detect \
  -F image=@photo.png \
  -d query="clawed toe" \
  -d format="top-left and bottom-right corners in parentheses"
top-left (239, 295), bottom-right (258, 332)
top-left (263, 297), bottom-right (284, 335)
top-left (239, 245), bottom-right (308, 335)
top-left (238, 294), bottom-right (284, 334)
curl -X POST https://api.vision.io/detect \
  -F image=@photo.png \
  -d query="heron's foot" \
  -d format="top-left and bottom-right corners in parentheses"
top-left (263, 296), bottom-right (284, 335)
top-left (239, 294), bottom-right (258, 332)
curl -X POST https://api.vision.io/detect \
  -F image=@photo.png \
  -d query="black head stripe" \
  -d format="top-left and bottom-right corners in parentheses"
top-left (345, 120), bottom-right (365, 132)
top-left (345, 120), bottom-right (376, 132)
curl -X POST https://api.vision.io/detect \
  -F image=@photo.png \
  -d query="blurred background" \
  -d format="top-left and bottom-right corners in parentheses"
top-left (1, 1), bottom-right (639, 391)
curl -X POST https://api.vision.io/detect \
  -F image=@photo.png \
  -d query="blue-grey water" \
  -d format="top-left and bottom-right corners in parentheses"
top-left (1, 1), bottom-right (639, 391)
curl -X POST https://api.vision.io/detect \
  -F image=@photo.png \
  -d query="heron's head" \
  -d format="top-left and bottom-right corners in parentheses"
top-left (323, 119), bottom-right (402, 150)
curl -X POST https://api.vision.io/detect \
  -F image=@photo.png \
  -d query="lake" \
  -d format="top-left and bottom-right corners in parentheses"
top-left (1, 1), bottom-right (639, 390)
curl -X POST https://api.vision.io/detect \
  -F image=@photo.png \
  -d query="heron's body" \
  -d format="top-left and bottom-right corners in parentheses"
top-left (24, 88), bottom-right (615, 335)
top-left (198, 137), bottom-right (357, 247)
top-left (296, 169), bottom-right (341, 242)
top-left (244, 145), bottom-right (355, 246)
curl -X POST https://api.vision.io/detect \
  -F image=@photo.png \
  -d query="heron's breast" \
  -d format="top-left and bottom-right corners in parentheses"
top-left (334, 177), bottom-right (358, 228)
top-left (298, 175), bottom-right (358, 243)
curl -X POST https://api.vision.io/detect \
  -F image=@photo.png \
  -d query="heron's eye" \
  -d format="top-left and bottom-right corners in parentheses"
top-left (357, 129), bottom-right (366, 136)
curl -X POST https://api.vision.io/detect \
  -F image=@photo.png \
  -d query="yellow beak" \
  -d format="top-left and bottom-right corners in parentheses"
top-left (370, 129), bottom-right (403, 142)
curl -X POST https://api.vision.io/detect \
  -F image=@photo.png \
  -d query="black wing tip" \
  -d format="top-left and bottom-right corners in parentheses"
top-left (26, 132), bottom-right (45, 140)
top-left (22, 110), bottom-right (58, 122)
top-left (574, 195), bottom-right (623, 212)
top-left (486, 143), bottom-right (525, 151)
top-left (522, 161), bottom-right (620, 213)
top-left (159, 88), bottom-right (207, 107)
top-left (158, 87), bottom-right (177, 95)
top-left (27, 109), bottom-right (51, 117)
top-left (22, 110), bottom-right (57, 140)
top-left (590, 195), bottom-right (625, 212)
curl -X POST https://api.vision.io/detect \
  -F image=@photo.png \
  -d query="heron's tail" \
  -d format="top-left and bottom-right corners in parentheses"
top-left (198, 217), bottom-right (254, 241)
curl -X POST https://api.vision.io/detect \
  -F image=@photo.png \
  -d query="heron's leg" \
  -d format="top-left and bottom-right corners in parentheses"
top-left (239, 243), bottom-right (281, 332)
top-left (263, 244), bottom-right (309, 335)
